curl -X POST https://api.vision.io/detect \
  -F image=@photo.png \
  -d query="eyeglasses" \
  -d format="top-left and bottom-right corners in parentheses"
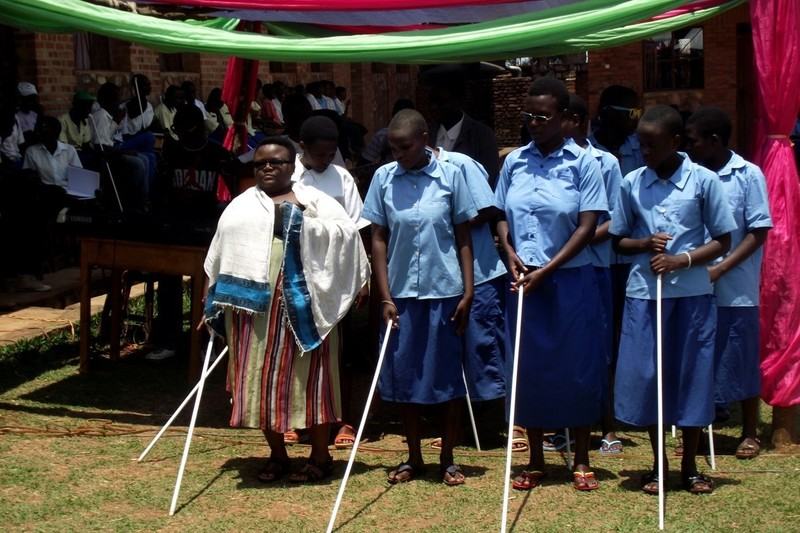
top-left (603, 105), bottom-right (643, 120)
top-left (253, 158), bottom-right (293, 171)
top-left (520, 111), bottom-right (554, 125)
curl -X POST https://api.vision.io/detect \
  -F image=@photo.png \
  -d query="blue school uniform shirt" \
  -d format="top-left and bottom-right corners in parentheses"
top-left (584, 141), bottom-right (623, 268)
top-left (710, 151), bottom-right (772, 307)
top-left (589, 133), bottom-right (644, 265)
top-left (436, 148), bottom-right (506, 285)
top-left (495, 138), bottom-right (608, 269)
top-left (589, 133), bottom-right (645, 177)
top-left (362, 154), bottom-right (478, 299)
top-left (610, 154), bottom-right (737, 300)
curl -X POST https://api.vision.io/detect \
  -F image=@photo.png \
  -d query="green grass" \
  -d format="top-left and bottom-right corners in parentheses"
top-left (0, 329), bottom-right (799, 532)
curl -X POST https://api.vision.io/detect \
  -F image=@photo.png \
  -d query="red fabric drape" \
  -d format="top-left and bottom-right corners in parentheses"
top-left (217, 24), bottom-right (261, 201)
top-left (751, 0), bottom-right (800, 407)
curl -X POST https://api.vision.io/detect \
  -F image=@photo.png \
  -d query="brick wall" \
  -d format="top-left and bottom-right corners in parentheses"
top-left (586, 3), bottom-right (751, 151)
top-left (493, 76), bottom-right (531, 147)
top-left (31, 33), bottom-right (76, 117)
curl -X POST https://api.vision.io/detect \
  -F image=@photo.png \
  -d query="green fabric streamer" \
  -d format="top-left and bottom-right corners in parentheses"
top-left (0, 0), bottom-right (735, 62)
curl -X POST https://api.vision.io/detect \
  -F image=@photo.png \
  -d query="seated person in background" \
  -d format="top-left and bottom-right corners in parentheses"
top-left (153, 85), bottom-right (185, 143)
top-left (1, 105), bottom-right (24, 167)
top-left (15, 82), bottom-right (41, 145)
top-left (23, 115), bottom-right (81, 193)
top-left (335, 86), bottom-right (349, 117)
top-left (15, 116), bottom-right (83, 292)
top-left (261, 82), bottom-right (284, 130)
top-left (89, 82), bottom-right (150, 211)
top-left (205, 87), bottom-right (233, 144)
top-left (182, 80), bottom-right (218, 133)
top-left (119, 74), bottom-right (157, 180)
top-left (59, 91), bottom-right (95, 151)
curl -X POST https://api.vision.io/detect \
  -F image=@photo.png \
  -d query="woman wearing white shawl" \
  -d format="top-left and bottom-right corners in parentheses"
top-left (204, 136), bottom-right (370, 483)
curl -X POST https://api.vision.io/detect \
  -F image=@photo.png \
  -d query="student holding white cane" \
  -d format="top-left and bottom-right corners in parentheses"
top-left (495, 78), bottom-right (608, 492)
top-left (610, 106), bottom-right (735, 497)
top-left (362, 109), bottom-right (475, 486)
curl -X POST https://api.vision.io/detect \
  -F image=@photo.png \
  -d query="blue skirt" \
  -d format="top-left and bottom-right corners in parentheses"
top-left (615, 296), bottom-right (716, 427)
top-left (378, 296), bottom-right (467, 404)
top-left (462, 277), bottom-right (506, 401)
top-left (505, 265), bottom-right (604, 428)
top-left (595, 267), bottom-right (613, 366)
top-left (714, 306), bottom-right (761, 404)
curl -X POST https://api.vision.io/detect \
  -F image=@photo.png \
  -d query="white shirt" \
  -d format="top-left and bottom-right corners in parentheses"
top-left (291, 154), bottom-right (368, 229)
top-left (271, 98), bottom-right (284, 123)
top-left (119, 101), bottom-right (154, 136)
top-left (15, 110), bottom-right (38, 133)
top-left (306, 93), bottom-right (322, 111)
top-left (1, 123), bottom-right (24, 162)
top-left (89, 108), bottom-right (122, 146)
top-left (23, 141), bottom-right (82, 189)
top-left (323, 96), bottom-right (337, 111)
top-left (435, 113), bottom-right (465, 152)
top-left (334, 98), bottom-right (346, 116)
top-left (154, 103), bottom-right (178, 140)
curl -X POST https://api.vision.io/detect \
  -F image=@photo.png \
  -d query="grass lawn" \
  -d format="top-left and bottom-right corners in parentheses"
top-left (0, 329), bottom-right (799, 532)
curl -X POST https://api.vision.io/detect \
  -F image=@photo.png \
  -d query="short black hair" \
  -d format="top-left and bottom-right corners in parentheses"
top-left (36, 115), bottom-right (61, 136)
top-left (173, 104), bottom-right (204, 132)
top-left (392, 98), bottom-right (415, 116)
top-left (566, 94), bottom-right (588, 122)
top-left (598, 85), bottom-right (638, 109)
top-left (686, 106), bottom-right (732, 146)
top-left (388, 109), bottom-right (428, 137)
top-left (528, 77), bottom-right (569, 111)
top-left (300, 115), bottom-right (339, 144)
top-left (640, 105), bottom-right (684, 137)
top-left (257, 135), bottom-right (297, 161)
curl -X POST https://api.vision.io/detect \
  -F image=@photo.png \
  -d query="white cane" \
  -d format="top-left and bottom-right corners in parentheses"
top-left (564, 428), bottom-right (573, 470)
top-left (462, 367), bottom-right (482, 451)
top-left (501, 275), bottom-right (524, 533)
top-left (138, 346), bottom-right (228, 462)
top-left (708, 424), bottom-right (716, 470)
top-left (168, 339), bottom-right (214, 516)
top-left (88, 113), bottom-right (124, 213)
top-left (326, 320), bottom-right (393, 533)
top-left (656, 274), bottom-right (665, 530)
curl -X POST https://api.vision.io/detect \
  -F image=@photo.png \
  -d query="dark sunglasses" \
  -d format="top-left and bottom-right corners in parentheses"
top-left (520, 111), bottom-right (554, 125)
top-left (253, 158), bottom-right (293, 171)
top-left (603, 105), bottom-right (643, 120)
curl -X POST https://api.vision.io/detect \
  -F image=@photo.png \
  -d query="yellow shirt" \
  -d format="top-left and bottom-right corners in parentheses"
top-left (58, 113), bottom-right (91, 148)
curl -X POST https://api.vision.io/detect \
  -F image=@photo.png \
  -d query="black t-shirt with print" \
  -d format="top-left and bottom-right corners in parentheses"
top-left (157, 141), bottom-right (239, 230)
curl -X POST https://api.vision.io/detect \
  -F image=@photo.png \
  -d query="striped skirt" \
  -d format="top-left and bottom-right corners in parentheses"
top-left (225, 269), bottom-right (341, 433)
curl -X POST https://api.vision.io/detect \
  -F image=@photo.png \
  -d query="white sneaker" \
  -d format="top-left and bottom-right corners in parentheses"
top-left (16, 275), bottom-right (52, 292)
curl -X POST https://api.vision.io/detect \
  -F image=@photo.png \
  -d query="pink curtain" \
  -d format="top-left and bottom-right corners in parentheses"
top-left (751, 0), bottom-right (800, 407)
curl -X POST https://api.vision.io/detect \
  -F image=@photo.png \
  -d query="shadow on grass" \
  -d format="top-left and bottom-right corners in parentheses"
top-left (617, 468), bottom-right (742, 493)
top-left (332, 484), bottom-right (394, 532)
top-left (0, 332), bottom-right (82, 395)
top-left (219, 456), bottom-right (386, 490)
top-left (8, 349), bottom-right (232, 428)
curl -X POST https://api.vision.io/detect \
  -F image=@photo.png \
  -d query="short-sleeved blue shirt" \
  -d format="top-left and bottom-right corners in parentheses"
top-left (589, 133), bottom-right (645, 177)
top-left (709, 151), bottom-right (772, 307)
top-left (362, 153), bottom-right (478, 299)
top-left (436, 148), bottom-right (506, 285)
top-left (610, 154), bottom-right (737, 300)
top-left (495, 139), bottom-right (608, 269)
top-left (584, 141), bottom-right (622, 268)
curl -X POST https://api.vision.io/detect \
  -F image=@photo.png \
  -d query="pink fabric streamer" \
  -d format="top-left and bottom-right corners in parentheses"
top-left (650, 0), bottom-right (727, 20)
top-left (751, 0), bottom-right (800, 407)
